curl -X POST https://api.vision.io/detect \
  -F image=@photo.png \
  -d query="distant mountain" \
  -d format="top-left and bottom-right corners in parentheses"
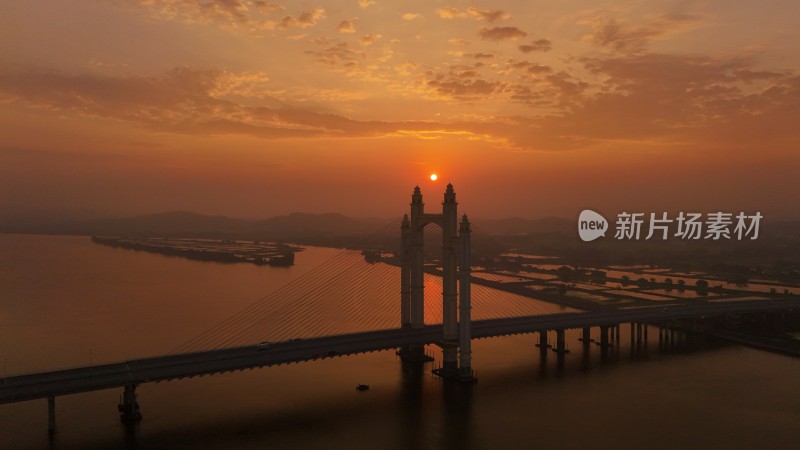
top-left (6, 209), bottom-right (800, 241)
top-left (53, 210), bottom-right (386, 240)
top-left (76, 211), bottom-right (245, 236)
top-left (74, 212), bottom-right (571, 237)
top-left (252, 212), bottom-right (382, 236)
top-left (0, 209), bottom-right (584, 241)
top-left (472, 216), bottom-right (572, 235)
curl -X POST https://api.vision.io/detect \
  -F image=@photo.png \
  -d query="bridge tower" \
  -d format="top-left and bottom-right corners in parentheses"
top-left (400, 184), bottom-right (474, 381)
top-left (458, 215), bottom-right (474, 380)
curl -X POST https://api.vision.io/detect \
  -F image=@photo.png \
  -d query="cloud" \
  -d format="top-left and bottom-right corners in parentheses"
top-left (448, 38), bottom-right (470, 46)
top-left (402, 13), bottom-right (422, 21)
top-left (478, 26), bottom-right (527, 42)
top-left (436, 7), bottom-right (509, 22)
top-left (0, 67), bottom-right (313, 137)
top-left (466, 7), bottom-right (509, 22)
top-left (527, 64), bottom-right (552, 75)
top-left (0, 66), bottom-right (433, 140)
top-left (506, 60), bottom-right (553, 75)
top-left (580, 11), bottom-right (700, 53)
top-left (252, 2), bottom-right (284, 15)
top-left (136, 0), bottom-right (248, 24)
top-left (306, 42), bottom-right (366, 68)
top-left (535, 52), bottom-right (797, 148)
top-left (357, 0), bottom-right (374, 9)
top-left (135, 0), bottom-right (300, 32)
top-left (425, 66), bottom-right (505, 100)
top-left (338, 20), bottom-right (356, 34)
top-left (360, 34), bottom-right (382, 46)
top-left (312, 36), bottom-right (333, 45)
top-left (0, 66), bottom-right (510, 146)
top-left (518, 38), bottom-right (552, 53)
top-left (3, 47), bottom-right (798, 154)
top-left (428, 78), bottom-right (501, 98)
top-left (279, 8), bottom-right (326, 29)
top-left (464, 53), bottom-right (494, 59)
top-left (436, 8), bottom-right (460, 19)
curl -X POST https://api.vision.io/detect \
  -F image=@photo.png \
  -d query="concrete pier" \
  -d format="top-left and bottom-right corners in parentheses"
top-left (118, 384), bottom-right (142, 423)
top-left (630, 323), bottom-right (635, 346)
top-left (398, 346), bottom-right (432, 362)
top-left (580, 327), bottom-right (591, 346)
top-left (47, 396), bottom-right (55, 435)
top-left (537, 330), bottom-right (549, 353)
top-left (553, 329), bottom-right (569, 354)
top-left (599, 326), bottom-right (609, 347)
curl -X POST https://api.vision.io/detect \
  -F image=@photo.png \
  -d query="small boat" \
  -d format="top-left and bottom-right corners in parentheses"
top-left (356, 384), bottom-right (370, 391)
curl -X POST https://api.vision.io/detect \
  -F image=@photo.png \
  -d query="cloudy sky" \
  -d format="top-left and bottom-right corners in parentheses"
top-left (1, 0), bottom-right (799, 220)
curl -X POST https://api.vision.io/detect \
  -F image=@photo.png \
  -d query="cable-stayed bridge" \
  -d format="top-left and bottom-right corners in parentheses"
top-left (2, 185), bottom-right (798, 433)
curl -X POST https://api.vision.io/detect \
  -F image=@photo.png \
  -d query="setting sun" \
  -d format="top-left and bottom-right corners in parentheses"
top-left (430, 174), bottom-right (438, 181)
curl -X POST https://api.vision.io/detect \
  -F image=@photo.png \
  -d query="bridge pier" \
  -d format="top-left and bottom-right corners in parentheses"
top-left (47, 395), bottom-right (56, 435)
top-left (581, 336), bottom-right (592, 370)
top-left (630, 323), bottom-right (635, 346)
top-left (600, 325), bottom-right (610, 345)
top-left (580, 327), bottom-right (591, 346)
top-left (434, 342), bottom-right (460, 379)
top-left (636, 322), bottom-right (643, 345)
top-left (536, 330), bottom-right (550, 353)
top-left (398, 345), bottom-right (432, 362)
top-left (118, 384), bottom-right (142, 423)
top-left (553, 329), bottom-right (569, 354)
top-left (599, 326), bottom-right (611, 358)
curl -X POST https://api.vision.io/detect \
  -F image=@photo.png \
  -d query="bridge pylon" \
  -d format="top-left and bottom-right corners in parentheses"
top-left (399, 185), bottom-right (474, 381)
top-left (458, 214), bottom-right (475, 382)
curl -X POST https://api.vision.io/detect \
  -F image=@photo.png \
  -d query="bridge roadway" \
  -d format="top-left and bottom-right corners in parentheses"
top-left (2, 298), bottom-right (798, 404)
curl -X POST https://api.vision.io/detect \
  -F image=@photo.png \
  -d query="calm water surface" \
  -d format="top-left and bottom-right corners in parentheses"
top-left (0, 234), bottom-right (798, 449)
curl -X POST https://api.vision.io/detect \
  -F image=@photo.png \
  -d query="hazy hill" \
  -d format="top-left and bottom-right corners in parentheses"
top-left (5, 210), bottom-right (798, 266)
top-left (0, 210), bottom-right (574, 238)
top-left (77, 211), bottom-right (245, 236)
top-left (473, 216), bottom-right (572, 235)
top-left (252, 212), bottom-right (382, 236)
top-left (53, 211), bottom-right (385, 240)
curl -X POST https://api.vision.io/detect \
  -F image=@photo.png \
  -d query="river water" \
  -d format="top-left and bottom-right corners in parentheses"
top-left (0, 234), bottom-right (798, 449)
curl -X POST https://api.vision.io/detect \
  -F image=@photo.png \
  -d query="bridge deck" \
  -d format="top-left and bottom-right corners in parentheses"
top-left (1, 298), bottom-right (798, 404)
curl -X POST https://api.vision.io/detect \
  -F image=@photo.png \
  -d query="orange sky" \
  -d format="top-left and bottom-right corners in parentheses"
top-left (1, 1), bottom-right (799, 220)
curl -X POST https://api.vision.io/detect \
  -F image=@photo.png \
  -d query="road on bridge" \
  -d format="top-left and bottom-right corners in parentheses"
top-left (1, 298), bottom-right (798, 405)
